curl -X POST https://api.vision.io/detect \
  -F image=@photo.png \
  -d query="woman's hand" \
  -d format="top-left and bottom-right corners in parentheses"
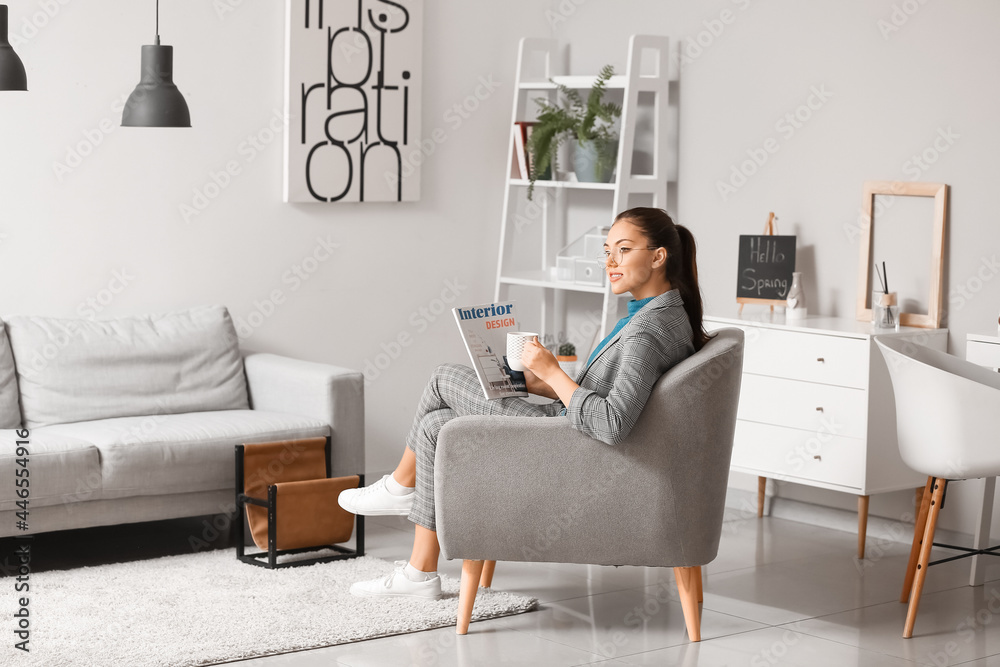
top-left (523, 369), bottom-right (558, 399)
top-left (521, 338), bottom-right (581, 407)
top-left (520, 339), bottom-right (559, 382)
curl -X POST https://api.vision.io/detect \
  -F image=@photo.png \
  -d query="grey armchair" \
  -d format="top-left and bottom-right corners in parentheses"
top-left (435, 327), bottom-right (745, 639)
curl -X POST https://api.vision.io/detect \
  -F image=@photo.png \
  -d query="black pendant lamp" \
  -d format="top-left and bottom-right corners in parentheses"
top-left (0, 5), bottom-right (27, 91)
top-left (122, 0), bottom-right (190, 127)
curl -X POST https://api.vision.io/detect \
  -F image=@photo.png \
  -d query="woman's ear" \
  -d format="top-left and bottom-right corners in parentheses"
top-left (652, 248), bottom-right (667, 268)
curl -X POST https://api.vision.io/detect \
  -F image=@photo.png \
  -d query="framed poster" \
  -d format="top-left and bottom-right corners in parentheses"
top-left (284, 0), bottom-right (423, 203)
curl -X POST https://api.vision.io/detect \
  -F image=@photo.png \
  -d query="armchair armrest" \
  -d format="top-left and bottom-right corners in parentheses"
top-left (434, 415), bottom-right (689, 568)
top-left (243, 353), bottom-right (364, 477)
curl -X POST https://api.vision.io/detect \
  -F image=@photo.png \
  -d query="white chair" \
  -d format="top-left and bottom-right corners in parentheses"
top-left (875, 336), bottom-right (1000, 638)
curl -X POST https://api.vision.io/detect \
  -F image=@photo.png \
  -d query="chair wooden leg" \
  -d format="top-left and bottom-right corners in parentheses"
top-left (674, 567), bottom-right (702, 642)
top-left (857, 495), bottom-right (870, 559)
top-left (457, 560), bottom-right (485, 635)
top-left (695, 566), bottom-right (703, 604)
top-left (479, 560), bottom-right (496, 588)
top-left (901, 476), bottom-right (934, 603)
top-left (904, 478), bottom-right (946, 639)
top-left (757, 476), bottom-right (767, 518)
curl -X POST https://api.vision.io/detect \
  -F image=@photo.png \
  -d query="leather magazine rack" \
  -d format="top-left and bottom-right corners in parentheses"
top-left (235, 437), bottom-right (364, 569)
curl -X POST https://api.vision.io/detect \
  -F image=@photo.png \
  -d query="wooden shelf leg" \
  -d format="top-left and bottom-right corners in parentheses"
top-left (480, 560), bottom-right (497, 588)
top-left (457, 560), bottom-right (486, 635)
top-left (674, 566), bottom-right (702, 642)
top-left (857, 495), bottom-right (870, 559)
top-left (904, 478), bottom-right (946, 639)
top-left (902, 477), bottom-right (934, 603)
top-left (757, 476), bottom-right (767, 518)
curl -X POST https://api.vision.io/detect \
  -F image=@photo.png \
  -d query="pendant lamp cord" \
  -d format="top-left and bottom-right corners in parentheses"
top-left (154, 0), bottom-right (160, 45)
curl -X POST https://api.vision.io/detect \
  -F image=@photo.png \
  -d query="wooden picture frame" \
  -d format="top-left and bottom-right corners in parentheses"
top-left (855, 181), bottom-right (948, 328)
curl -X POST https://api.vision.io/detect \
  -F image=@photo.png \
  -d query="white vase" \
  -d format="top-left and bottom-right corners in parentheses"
top-left (786, 272), bottom-right (807, 319)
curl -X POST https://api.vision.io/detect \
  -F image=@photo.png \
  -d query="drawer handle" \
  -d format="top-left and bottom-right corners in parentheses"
top-left (813, 455), bottom-right (822, 461)
top-left (815, 407), bottom-right (824, 412)
top-left (816, 357), bottom-right (825, 363)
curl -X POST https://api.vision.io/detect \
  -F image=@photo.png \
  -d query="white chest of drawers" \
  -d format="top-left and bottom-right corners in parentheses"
top-left (706, 313), bottom-right (948, 557)
top-left (968, 332), bottom-right (1000, 370)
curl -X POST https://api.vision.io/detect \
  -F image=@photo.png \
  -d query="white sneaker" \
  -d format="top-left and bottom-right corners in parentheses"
top-left (338, 474), bottom-right (414, 516)
top-left (350, 561), bottom-right (442, 600)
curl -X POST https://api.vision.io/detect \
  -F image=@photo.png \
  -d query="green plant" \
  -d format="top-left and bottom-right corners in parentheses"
top-left (557, 342), bottom-right (576, 357)
top-left (525, 64), bottom-right (621, 200)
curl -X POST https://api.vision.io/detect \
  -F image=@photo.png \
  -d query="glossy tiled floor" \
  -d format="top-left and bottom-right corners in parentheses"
top-left (232, 511), bottom-right (1000, 667)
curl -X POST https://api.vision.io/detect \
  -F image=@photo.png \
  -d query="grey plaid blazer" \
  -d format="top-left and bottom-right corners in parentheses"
top-left (561, 289), bottom-right (695, 445)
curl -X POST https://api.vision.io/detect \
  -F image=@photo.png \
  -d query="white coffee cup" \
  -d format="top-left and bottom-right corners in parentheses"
top-left (506, 332), bottom-right (538, 372)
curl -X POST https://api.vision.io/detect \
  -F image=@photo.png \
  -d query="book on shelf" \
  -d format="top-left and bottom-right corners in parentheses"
top-left (522, 122), bottom-right (539, 178)
top-left (452, 300), bottom-right (528, 399)
top-left (512, 122), bottom-right (529, 180)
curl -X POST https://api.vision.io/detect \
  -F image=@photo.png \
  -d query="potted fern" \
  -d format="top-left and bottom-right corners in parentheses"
top-left (526, 65), bottom-right (622, 200)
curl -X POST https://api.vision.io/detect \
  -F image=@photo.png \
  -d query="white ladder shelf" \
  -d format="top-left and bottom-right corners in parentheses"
top-left (494, 35), bottom-right (678, 354)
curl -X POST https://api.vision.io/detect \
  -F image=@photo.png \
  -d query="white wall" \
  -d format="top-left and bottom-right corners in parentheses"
top-left (555, 0), bottom-right (1000, 537)
top-left (0, 0), bottom-right (550, 476)
top-left (2, 0), bottom-right (998, 537)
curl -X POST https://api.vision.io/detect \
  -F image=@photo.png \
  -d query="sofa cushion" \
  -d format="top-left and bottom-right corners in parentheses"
top-left (7, 306), bottom-right (249, 429)
top-left (0, 430), bottom-right (102, 512)
top-left (0, 323), bottom-right (20, 428)
top-left (35, 410), bottom-right (330, 500)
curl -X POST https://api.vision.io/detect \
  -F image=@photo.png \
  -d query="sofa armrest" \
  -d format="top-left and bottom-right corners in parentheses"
top-left (243, 353), bottom-right (364, 477)
top-left (434, 415), bottom-right (686, 567)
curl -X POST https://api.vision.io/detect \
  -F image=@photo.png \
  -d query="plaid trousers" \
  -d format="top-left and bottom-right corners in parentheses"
top-left (406, 363), bottom-right (559, 531)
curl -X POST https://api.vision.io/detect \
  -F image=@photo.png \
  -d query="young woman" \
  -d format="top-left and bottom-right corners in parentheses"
top-left (339, 207), bottom-right (709, 599)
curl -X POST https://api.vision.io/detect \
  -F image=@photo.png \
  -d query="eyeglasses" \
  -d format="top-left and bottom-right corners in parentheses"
top-left (599, 246), bottom-right (658, 267)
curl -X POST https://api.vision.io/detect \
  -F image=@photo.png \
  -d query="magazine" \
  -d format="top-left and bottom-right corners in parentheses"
top-left (452, 300), bottom-right (528, 399)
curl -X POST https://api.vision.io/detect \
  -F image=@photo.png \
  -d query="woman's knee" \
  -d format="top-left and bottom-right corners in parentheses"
top-left (416, 411), bottom-right (453, 452)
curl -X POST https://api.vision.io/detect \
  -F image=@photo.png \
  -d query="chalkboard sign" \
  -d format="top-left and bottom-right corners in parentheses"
top-left (736, 235), bottom-right (797, 303)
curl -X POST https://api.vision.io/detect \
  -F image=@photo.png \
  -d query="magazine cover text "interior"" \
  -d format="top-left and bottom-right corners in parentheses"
top-left (452, 301), bottom-right (528, 399)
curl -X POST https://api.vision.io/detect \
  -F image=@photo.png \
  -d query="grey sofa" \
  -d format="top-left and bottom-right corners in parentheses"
top-left (0, 306), bottom-right (364, 538)
top-left (435, 327), bottom-right (744, 639)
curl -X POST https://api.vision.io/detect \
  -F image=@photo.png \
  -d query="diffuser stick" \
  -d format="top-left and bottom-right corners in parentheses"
top-left (875, 263), bottom-right (886, 294)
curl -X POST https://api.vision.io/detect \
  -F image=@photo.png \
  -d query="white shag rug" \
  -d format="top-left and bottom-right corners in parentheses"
top-left (3, 549), bottom-right (537, 667)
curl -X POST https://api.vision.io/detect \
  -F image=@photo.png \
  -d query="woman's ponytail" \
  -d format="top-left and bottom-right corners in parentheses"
top-left (612, 208), bottom-right (710, 351)
top-left (673, 224), bottom-right (710, 351)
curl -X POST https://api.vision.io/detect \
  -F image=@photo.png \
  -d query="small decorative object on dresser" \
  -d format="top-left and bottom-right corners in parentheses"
top-left (736, 213), bottom-right (796, 314)
top-left (785, 272), bottom-right (807, 319)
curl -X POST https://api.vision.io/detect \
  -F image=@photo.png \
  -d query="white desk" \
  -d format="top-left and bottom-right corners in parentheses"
top-left (967, 332), bottom-right (1000, 586)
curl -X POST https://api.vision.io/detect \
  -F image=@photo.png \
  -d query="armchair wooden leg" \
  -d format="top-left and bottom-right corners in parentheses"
top-left (904, 478), bottom-right (946, 639)
top-left (901, 477), bottom-right (934, 603)
top-left (479, 560), bottom-right (496, 588)
top-left (457, 560), bottom-right (485, 635)
top-left (858, 495), bottom-right (870, 559)
top-left (695, 566), bottom-right (703, 604)
top-left (757, 476), bottom-right (767, 518)
top-left (674, 567), bottom-right (702, 642)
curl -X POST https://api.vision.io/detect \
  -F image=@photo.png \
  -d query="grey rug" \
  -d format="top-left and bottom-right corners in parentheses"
top-left (3, 549), bottom-right (537, 667)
